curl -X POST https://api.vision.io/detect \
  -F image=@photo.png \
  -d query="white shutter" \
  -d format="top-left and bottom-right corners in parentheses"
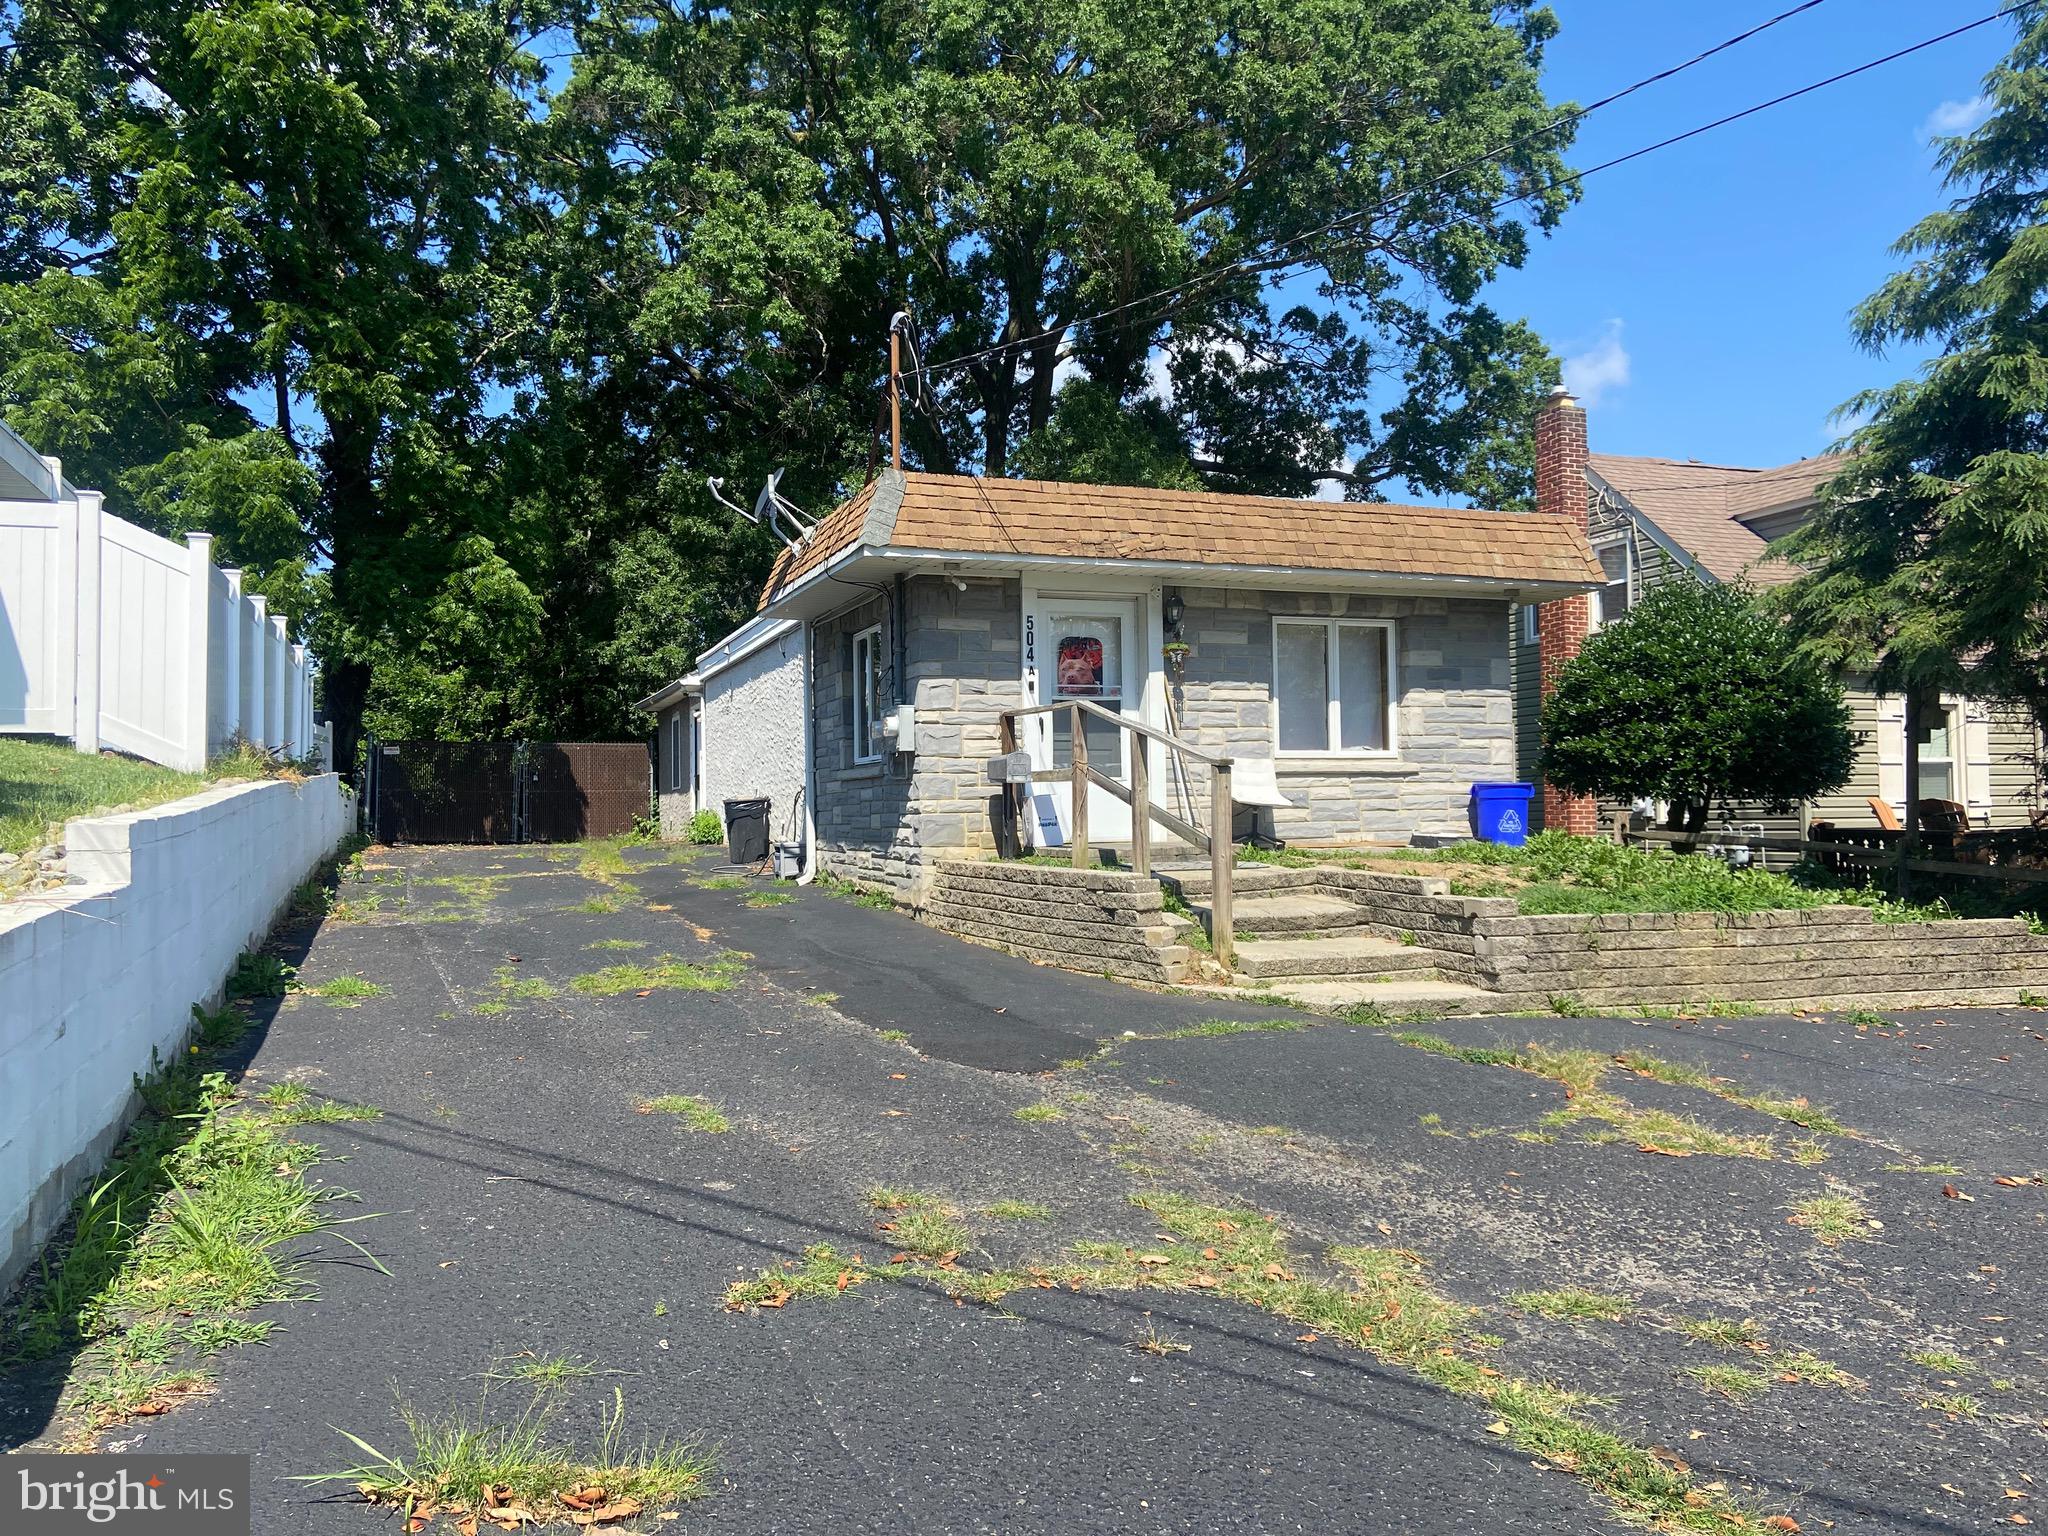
top-left (1962, 699), bottom-right (1994, 814)
top-left (1874, 695), bottom-right (1905, 815)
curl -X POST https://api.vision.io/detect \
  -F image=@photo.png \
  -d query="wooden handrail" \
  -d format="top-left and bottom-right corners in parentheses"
top-left (998, 699), bottom-right (1235, 966)
top-left (1000, 699), bottom-right (1232, 766)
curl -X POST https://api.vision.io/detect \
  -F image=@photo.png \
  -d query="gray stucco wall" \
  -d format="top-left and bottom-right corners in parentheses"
top-left (1170, 588), bottom-right (1514, 843)
top-left (702, 629), bottom-right (808, 848)
top-left (653, 700), bottom-right (694, 838)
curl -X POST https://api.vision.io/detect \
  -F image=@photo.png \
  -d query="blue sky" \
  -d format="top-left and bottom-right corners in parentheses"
top-left (1486, 0), bottom-right (2015, 470)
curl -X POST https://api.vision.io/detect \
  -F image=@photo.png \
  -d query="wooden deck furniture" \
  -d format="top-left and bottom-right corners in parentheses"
top-left (1867, 796), bottom-right (1902, 831)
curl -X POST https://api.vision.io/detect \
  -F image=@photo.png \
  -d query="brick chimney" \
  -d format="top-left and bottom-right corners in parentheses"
top-left (1534, 384), bottom-right (1596, 835)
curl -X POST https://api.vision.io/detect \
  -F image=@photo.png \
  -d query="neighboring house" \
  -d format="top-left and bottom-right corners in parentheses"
top-left (1511, 438), bottom-right (2047, 835)
top-left (636, 615), bottom-right (806, 846)
top-left (644, 465), bottom-right (1600, 897)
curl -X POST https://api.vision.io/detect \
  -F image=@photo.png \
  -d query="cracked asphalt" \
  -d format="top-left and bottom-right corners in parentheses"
top-left (6, 841), bottom-right (2045, 1533)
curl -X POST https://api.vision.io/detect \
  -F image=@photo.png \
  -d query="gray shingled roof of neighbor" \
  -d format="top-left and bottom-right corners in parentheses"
top-left (1587, 451), bottom-right (1846, 587)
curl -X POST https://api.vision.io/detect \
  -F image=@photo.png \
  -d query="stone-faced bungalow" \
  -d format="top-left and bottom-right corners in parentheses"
top-left (641, 440), bottom-right (1602, 900)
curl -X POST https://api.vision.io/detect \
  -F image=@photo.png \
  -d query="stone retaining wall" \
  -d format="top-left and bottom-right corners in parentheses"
top-left (921, 860), bottom-right (1192, 984)
top-left (1299, 867), bottom-right (2048, 1008)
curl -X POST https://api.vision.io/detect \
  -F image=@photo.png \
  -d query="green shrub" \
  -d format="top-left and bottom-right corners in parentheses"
top-left (686, 809), bottom-right (724, 845)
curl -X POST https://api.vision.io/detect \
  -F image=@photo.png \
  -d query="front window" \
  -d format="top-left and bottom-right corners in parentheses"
top-left (1273, 618), bottom-right (1394, 755)
top-left (1916, 703), bottom-right (1955, 803)
top-left (1595, 543), bottom-right (1631, 630)
top-left (852, 625), bottom-right (884, 764)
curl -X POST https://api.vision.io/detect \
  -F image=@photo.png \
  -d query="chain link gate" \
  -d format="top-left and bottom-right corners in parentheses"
top-left (368, 739), bottom-right (651, 844)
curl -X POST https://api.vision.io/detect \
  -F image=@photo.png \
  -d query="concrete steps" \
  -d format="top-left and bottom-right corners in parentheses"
top-left (1233, 933), bottom-right (1439, 983)
top-left (1203, 892), bottom-right (1371, 937)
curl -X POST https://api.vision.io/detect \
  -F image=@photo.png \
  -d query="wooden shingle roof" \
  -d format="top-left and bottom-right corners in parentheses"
top-left (761, 471), bottom-right (1603, 608)
top-left (1587, 452), bottom-right (1844, 587)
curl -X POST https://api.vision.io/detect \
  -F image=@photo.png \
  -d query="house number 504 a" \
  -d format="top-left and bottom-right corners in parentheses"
top-left (1024, 616), bottom-right (1034, 664)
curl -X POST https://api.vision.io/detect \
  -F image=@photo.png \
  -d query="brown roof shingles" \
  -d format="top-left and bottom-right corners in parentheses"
top-left (760, 471), bottom-right (1602, 608)
top-left (1588, 451), bottom-right (1843, 588)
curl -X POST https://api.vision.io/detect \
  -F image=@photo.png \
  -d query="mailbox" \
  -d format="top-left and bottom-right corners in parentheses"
top-left (986, 750), bottom-right (1034, 785)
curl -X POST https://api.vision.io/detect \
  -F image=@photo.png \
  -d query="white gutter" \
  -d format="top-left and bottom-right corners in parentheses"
top-left (760, 541), bottom-right (1600, 621)
top-left (797, 620), bottom-right (819, 885)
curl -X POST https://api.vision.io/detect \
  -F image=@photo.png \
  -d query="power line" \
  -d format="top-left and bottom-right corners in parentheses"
top-left (907, 0), bottom-right (2032, 387)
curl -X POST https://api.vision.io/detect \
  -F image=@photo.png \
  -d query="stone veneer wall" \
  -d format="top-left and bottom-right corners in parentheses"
top-left (810, 576), bottom-right (1022, 898)
top-left (1171, 589), bottom-right (1514, 844)
top-left (922, 859), bottom-right (1191, 984)
top-left (1299, 869), bottom-right (2048, 1008)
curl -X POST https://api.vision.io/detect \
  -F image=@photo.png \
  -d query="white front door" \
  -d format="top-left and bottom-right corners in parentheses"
top-left (1027, 595), bottom-right (1139, 846)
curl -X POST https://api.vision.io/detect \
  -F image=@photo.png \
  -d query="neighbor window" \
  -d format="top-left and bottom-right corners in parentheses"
top-left (1520, 605), bottom-right (1540, 645)
top-left (669, 712), bottom-right (685, 791)
top-left (1273, 618), bottom-right (1395, 755)
top-left (1596, 542), bottom-right (1632, 629)
top-left (1915, 702), bottom-right (1956, 803)
top-left (852, 625), bottom-right (883, 764)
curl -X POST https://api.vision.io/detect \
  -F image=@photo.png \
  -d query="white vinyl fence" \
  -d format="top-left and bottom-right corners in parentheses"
top-left (0, 431), bottom-right (316, 772)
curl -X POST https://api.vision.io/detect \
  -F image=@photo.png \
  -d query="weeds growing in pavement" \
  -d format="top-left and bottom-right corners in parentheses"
top-left (1789, 1192), bottom-right (1874, 1245)
top-left (635, 1095), bottom-right (730, 1133)
top-left (1678, 1316), bottom-right (1763, 1349)
top-left (1907, 1349), bottom-right (1971, 1375)
top-left (570, 952), bottom-right (747, 996)
top-left (722, 1190), bottom-right (1787, 1531)
top-left (308, 1378), bottom-right (709, 1527)
top-left (1508, 1288), bottom-right (1629, 1323)
top-left (2, 1045), bottom-right (385, 1443)
top-left (1686, 1364), bottom-right (1772, 1403)
top-left (301, 975), bottom-right (388, 1006)
top-left (1013, 1103), bottom-right (1065, 1123)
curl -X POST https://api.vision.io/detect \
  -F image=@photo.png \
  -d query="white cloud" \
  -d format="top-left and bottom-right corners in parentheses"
top-left (1560, 319), bottom-right (1630, 409)
top-left (1313, 451), bottom-right (1355, 502)
top-left (1919, 94), bottom-right (1991, 141)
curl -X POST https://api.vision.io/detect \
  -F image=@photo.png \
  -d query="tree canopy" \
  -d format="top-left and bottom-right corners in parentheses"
top-left (1539, 581), bottom-right (1856, 834)
top-left (1776, 12), bottom-right (2048, 731)
top-left (0, 0), bottom-right (1580, 756)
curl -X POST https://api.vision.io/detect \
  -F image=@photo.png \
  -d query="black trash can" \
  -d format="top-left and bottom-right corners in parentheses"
top-left (724, 797), bottom-right (771, 866)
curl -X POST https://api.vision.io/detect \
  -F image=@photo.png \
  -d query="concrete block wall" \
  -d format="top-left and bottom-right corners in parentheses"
top-left (0, 775), bottom-right (354, 1296)
top-left (922, 859), bottom-right (1191, 984)
top-left (702, 629), bottom-right (807, 847)
top-left (1290, 868), bottom-right (2048, 1008)
top-left (1172, 589), bottom-right (1515, 844)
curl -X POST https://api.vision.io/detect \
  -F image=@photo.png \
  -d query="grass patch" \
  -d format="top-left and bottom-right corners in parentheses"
top-left (744, 890), bottom-right (797, 908)
top-left (490, 965), bottom-right (556, 1002)
top-left (0, 738), bottom-right (205, 855)
top-left (814, 871), bottom-right (895, 909)
top-left (585, 938), bottom-right (646, 951)
top-left (1686, 1364), bottom-right (1772, 1403)
top-left (1678, 1316), bottom-right (1763, 1349)
top-left (1013, 1103), bottom-right (1065, 1123)
top-left (635, 1095), bottom-right (730, 1133)
top-left (1920, 1391), bottom-right (1982, 1418)
top-left (1884, 1160), bottom-right (1962, 1175)
top-left (2, 1054), bottom-right (384, 1442)
top-left (577, 895), bottom-right (621, 914)
top-left (570, 952), bottom-right (747, 996)
top-left (1788, 1192), bottom-right (1874, 1245)
top-left (1143, 1018), bottom-right (1307, 1041)
top-left (300, 975), bottom-right (387, 1006)
top-left (1508, 1287), bottom-right (1629, 1323)
top-left (308, 1380), bottom-right (709, 1527)
top-left (719, 1189), bottom-right (1777, 1529)
top-left (255, 1083), bottom-right (382, 1126)
top-left (1159, 886), bottom-right (1213, 954)
top-left (1769, 1349), bottom-right (1859, 1389)
top-left (228, 950), bottom-right (295, 999)
top-left (1616, 1052), bottom-right (1849, 1134)
top-left (980, 1200), bottom-right (1053, 1222)
top-left (694, 874), bottom-right (748, 891)
top-left (876, 1028), bottom-right (911, 1044)
top-left (486, 1352), bottom-right (600, 1387)
top-left (1906, 1349), bottom-right (1971, 1375)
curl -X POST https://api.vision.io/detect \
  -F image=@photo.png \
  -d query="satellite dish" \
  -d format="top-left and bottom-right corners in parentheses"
top-left (753, 469), bottom-right (783, 527)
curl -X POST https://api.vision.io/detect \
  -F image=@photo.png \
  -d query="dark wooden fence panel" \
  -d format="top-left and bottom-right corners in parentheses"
top-left (374, 741), bottom-right (521, 845)
top-left (370, 739), bottom-right (650, 845)
top-left (524, 741), bottom-right (651, 843)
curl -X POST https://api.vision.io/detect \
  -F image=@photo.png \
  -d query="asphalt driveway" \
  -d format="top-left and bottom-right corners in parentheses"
top-left (6, 841), bottom-right (2044, 1533)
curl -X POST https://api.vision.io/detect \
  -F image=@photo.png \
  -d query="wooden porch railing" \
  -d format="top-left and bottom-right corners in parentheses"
top-left (998, 700), bottom-right (1236, 968)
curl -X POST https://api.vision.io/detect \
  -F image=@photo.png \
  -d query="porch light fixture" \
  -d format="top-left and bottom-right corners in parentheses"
top-left (1162, 591), bottom-right (1185, 637)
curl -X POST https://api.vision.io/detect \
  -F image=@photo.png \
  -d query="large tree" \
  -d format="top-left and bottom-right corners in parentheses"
top-left (1776, 12), bottom-right (2048, 811)
top-left (0, 0), bottom-right (567, 767)
top-left (1540, 581), bottom-right (1856, 836)
top-left (546, 0), bottom-right (1576, 502)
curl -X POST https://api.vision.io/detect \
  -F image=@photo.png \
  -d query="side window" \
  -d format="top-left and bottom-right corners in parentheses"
top-left (852, 625), bottom-right (883, 764)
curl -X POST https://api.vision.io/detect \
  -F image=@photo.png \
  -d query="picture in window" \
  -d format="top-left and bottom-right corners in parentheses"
top-left (1056, 635), bottom-right (1107, 697)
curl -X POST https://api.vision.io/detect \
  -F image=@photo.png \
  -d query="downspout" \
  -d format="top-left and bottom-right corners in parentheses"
top-left (798, 621), bottom-right (820, 885)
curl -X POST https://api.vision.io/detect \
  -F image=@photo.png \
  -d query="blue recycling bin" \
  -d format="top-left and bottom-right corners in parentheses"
top-left (1470, 782), bottom-right (1535, 847)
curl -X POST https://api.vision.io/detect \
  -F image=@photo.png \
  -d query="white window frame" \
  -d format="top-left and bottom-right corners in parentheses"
top-left (1270, 616), bottom-right (1399, 760)
top-left (1519, 604), bottom-right (1539, 645)
top-left (668, 711), bottom-right (685, 791)
top-left (1916, 699), bottom-right (1958, 804)
top-left (852, 624), bottom-right (883, 765)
